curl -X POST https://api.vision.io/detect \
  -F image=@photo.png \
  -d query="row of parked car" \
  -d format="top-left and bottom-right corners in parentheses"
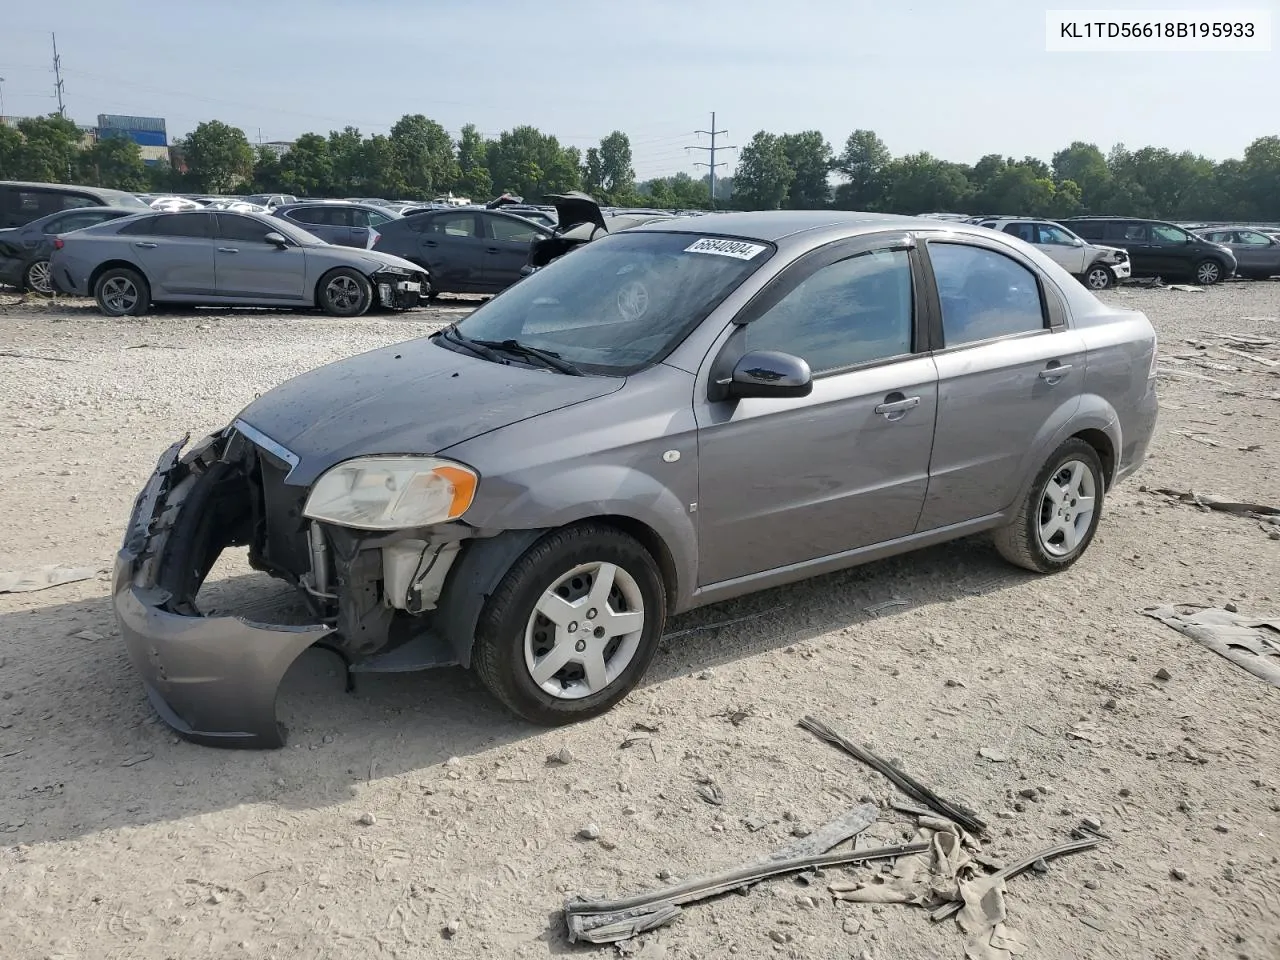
top-left (933, 212), bottom-right (1280, 286)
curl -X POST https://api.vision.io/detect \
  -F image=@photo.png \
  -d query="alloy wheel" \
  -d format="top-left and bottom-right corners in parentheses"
top-left (26, 260), bottom-right (53, 295)
top-left (1037, 459), bottom-right (1097, 558)
top-left (1196, 261), bottom-right (1220, 284)
top-left (325, 275), bottom-right (361, 310)
top-left (523, 561), bottom-right (645, 700)
top-left (101, 277), bottom-right (138, 313)
top-left (1086, 266), bottom-right (1111, 290)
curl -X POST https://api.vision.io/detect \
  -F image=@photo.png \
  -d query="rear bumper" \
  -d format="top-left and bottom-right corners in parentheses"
top-left (1116, 378), bottom-right (1158, 484)
top-left (113, 435), bottom-right (334, 748)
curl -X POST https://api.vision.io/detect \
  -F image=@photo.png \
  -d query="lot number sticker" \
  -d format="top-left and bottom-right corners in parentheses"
top-left (684, 237), bottom-right (767, 260)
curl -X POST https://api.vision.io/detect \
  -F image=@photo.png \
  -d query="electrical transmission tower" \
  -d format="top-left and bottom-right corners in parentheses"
top-left (687, 112), bottom-right (736, 209)
top-left (52, 32), bottom-right (66, 116)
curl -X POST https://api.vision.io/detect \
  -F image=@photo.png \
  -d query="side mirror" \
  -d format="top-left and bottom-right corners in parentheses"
top-left (264, 231), bottom-right (288, 248)
top-left (724, 350), bottom-right (812, 400)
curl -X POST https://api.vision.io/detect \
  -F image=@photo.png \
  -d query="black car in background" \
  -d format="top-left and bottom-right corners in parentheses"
top-left (271, 202), bottom-right (401, 248)
top-left (1060, 216), bottom-right (1237, 285)
top-left (372, 207), bottom-right (553, 297)
top-left (0, 180), bottom-right (150, 228)
top-left (0, 206), bottom-right (135, 293)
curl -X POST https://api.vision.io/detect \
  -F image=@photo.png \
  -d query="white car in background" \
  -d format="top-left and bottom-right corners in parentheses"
top-left (977, 217), bottom-right (1131, 290)
top-left (149, 195), bottom-right (204, 213)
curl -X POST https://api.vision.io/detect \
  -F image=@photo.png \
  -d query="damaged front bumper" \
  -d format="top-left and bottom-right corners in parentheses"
top-left (113, 435), bottom-right (336, 748)
top-left (373, 273), bottom-right (424, 310)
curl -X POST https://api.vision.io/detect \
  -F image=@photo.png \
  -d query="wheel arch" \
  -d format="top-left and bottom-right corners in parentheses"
top-left (89, 258), bottom-right (149, 294)
top-left (1070, 426), bottom-right (1117, 490)
top-left (313, 264), bottom-right (371, 307)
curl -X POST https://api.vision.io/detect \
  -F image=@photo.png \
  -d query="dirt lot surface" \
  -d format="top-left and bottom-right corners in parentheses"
top-left (1, 286), bottom-right (1277, 960)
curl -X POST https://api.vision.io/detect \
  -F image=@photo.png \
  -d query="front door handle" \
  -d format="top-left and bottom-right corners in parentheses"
top-left (422, 240), bottom-right (438, 247)
top-left (217, 247), bottom-right (238, 254)
top-left (1039, 362), bottom-right (1073, 381)
top-left (486, 246), bottom-right (500, 254)
top-left (875, 394), bottom-right (920, 419)
top-left (133, 241), bottom-right (158, 249)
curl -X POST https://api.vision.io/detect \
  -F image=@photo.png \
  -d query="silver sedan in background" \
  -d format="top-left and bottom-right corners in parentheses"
top-left (1194, 226), bottom-right (1280, 279)
top-left (50, 209), bottom-right (428, 316)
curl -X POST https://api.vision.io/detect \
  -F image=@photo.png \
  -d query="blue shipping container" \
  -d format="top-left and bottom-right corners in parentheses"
top-left (97, 113), bottom-right (166, 134)
top-left (129, 130), bottom-right (168, 147)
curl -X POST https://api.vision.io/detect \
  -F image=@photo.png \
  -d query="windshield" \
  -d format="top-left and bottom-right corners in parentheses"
top-left (449, 231), bottom-right (773, 374)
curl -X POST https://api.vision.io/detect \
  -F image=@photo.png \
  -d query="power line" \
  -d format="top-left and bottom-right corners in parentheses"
top-left (687, 112), bottom-right (736, 209)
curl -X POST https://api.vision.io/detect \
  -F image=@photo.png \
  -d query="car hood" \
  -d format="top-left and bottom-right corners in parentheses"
top-left (235, 335), bottom-right (623, 486)
top-left (349, 248), bottom-right (423, 272)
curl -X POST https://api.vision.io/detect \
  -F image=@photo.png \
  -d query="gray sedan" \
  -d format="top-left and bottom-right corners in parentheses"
top-left (1194, 226), bottom-right (1280, 279)
top-left (112, 212), bottom-right (1159, 747)
top-left (50, 210), bottom-right (427, 316)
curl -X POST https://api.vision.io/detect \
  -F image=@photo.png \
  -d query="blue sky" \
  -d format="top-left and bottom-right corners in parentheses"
top-left (2, 0), bottom-right (1276, 179)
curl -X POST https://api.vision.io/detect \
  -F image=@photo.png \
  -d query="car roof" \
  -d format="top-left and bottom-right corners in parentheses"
top-left (629, 210), bottom-right (943, 242)
top-left (0, 180), bottom-right (142, 202)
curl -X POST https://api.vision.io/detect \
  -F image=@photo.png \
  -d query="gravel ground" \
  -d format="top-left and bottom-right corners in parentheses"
top-left (0, 285), bottom-right (1277, 960)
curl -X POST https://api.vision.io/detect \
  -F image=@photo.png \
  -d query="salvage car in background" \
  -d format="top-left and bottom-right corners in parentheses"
top-left (525, 191), bottom-right (676, 273)
top-left (50, 209), bottom-right (426, 316)
top-left (1061, 216), bottom-right (1236, 285)
top-left (0, 206), bottom-right (134, 294)
top-left (975, 217), bottom-right (1131, 290)
top-left (1193, 226), bottom-right (1280, 279)
top-left (372, 206), bottom-right (553, 296)
top-left (111, 211), bottom-right (1158, 747)
top-left (0, 180), bottom-right (150, 228)
top-left (272, 201), bottom-right (400, 249)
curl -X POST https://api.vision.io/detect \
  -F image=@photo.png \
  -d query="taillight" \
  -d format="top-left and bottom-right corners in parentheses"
top-left (370, 230), bottom-right (380, 249)
top-left (53, 238), bottom-right (64, 250)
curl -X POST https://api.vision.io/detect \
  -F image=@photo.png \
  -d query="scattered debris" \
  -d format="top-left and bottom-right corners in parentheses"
top-left (547, 745), bottom-right (575, 765)
top-left (1218, 346), bottom-right (1280, 368)
top-left (864, 598), bottom-right (909, 616)
top-left (716, 704), bottom-right (755, 726)
top-left (1149, 488), bottom-right (1280, 525)
top-left (1165, 284), bottom-right (1204, 292)
top-left (662, 603), bottom-right (791, 641)
top-left (632, 721), bottom-right (661, 733)
top-left (120, 752), bottom-right (153, 767)
top-left (0, 564), bottom-right (98, 593)
top-left (563, 837), bottom-right (922, 943)
top-left (442, 919), bottom-right (461, 939)
top-left (73, 629), bottom-right (105, 642)
top-left (977, 748), bottom-right (1009, 763)
top-left (1067, 722), bottom-right (1106, 746)
top-left (1143, 606), bottom-right (1280, 688)
top-left (696, 784), bottom-right (723, 806)
top-left (579, 823), bottom-right (601, 841)
top-left (357, 812), bottom-right (376, 826)
top-left (799, 716), bottom-right (986, 834)
top-left (0, 349), bottom-right (76, 363)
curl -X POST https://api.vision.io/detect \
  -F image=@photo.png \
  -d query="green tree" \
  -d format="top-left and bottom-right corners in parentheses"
top-left (454, 123), bottom-right (492, 200)
top-left (597, 131), bottom-right (636, 201)
top-left (485, 126), bottom-right (580, 200)
top-left (390, 114), bottom-right (459, 199)
top-left (1049, 178), bottom-right (1083, 218)
top-left (1051, 142), bottom-right (1110, 207)
top-left (733, 131), bottom-right (793, 210)
top-left (778, 131), bottom-right (832, 208)
top-left (1237, 135), bottom-right (1280, 220)
top-left (327, 126), bottom-right (365, 195)
top-left (0, 124), bottom-right (23, 177)
top-left (278, 133), bottom-right (332, 196)
top-left (881, 152), bottom-right (973, 214)
top-left (581, 147), bottom-right (604, 194)
top-left (355, 134), bottom-right (406, 197)
top-left (833, 129), bottom-right (890, 211)
top-left (180, 120), bottom-right (254, 192)
top-left (14, 114), bottom-right (83, 182)
top-left (78, 134), bottom-right (147, 191)
top-left (250, 145), bottom-right (285, 193)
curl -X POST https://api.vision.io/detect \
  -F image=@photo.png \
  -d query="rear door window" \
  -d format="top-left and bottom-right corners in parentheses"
top-left (487, 215), bottom-right (542, 243)
top-left (148, 213), bottom-right (213, 238)
top-left (1001, 222), bottom-right (1037, 243)
top-left (928, 242), bottom-right (1047, 347)
top-left (432, 213), bottom-right (479, 237)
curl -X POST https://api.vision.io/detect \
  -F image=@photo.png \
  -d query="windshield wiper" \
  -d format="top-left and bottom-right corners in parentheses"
top-left (438, 323), bottom-right (508, 364)
top-left (473, 338), bottom-right (583, 376)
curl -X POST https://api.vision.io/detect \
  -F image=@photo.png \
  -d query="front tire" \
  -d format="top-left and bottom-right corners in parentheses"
top-left (24, 259), bottom-right (54, 296)
top-left (473, 524), bottom-right (666, 726)
top-left (993, 438), bottom-right (1104, 574)
top-left (317, 268), bottom-right (372, 317)
top-left (1193, 259), bottom-right (1223, 285)
top-left (1082, 263), bottom-right (1113, 290)
top-left (93, 267), bottom-right (150, 317)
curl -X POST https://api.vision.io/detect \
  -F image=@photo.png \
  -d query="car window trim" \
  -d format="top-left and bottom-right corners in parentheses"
top-left (914, 233), bottom-right (1063, 353)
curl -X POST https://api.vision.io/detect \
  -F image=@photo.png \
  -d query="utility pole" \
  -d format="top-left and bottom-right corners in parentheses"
top-left (52, 32), bottom-right (67, 117)
top-left (687, 112), bottom-right (735, 209)
top-left (0, 77), bottom-right (6, 120)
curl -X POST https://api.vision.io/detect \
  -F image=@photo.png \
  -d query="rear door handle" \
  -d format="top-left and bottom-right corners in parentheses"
top-left (875, 395), bottom-right (920, 418)
top-left (422, 240), bottom-right (438, 247)
top-left (133, 241), bottom-right (157, 249)
top-left (217, 247), bottom-right (238, 254)
top-left (1039, 363), bottom-right (1073, 380)
top-left (486, 246), bottom-right (500, 254)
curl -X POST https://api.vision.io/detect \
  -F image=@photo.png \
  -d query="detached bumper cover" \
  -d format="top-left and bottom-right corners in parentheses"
top-left (113, 435), bottom-right (334, 748)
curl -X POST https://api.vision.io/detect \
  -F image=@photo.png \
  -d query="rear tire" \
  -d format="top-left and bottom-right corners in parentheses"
top-left (23, 259), bottom-right (54, 296)
top-left (993, 438), bottom-right (1104, 574)
top-left (93, 267), bottom-right (150, 317)
top-left (1082, 263), bottom-right (1113, 290)
top-left (317, 268), bottom-right (372, 317)
top-left (1193, 259), bottom-right (1223, 285)
top-left (472, 524), bottom-right (666, 726)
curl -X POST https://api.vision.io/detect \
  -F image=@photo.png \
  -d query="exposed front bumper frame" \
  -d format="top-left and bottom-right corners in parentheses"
top-left (113, 434), bottom-right (335, 748)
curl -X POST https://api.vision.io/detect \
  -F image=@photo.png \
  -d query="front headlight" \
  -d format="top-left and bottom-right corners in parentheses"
top-left (303, 456), bottom-right (478, 530)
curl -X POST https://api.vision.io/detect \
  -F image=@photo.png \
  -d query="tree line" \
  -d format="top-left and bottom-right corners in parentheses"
top-left (2, 112), bottom-right (1278, 221)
